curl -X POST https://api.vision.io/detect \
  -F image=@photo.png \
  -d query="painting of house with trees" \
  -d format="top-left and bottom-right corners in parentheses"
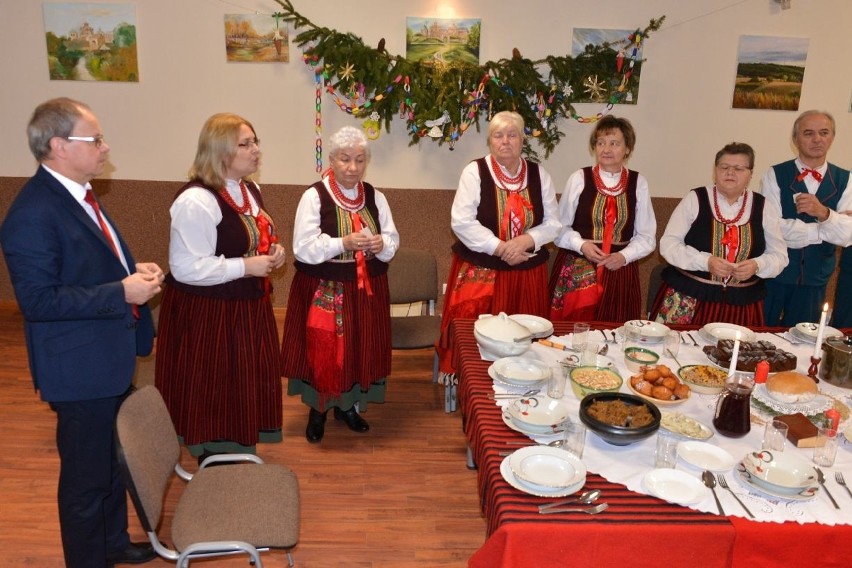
top-left (405, 17), bottom-right (481, 65)
top-left (42, 3), bottom-right (138, 82)
top-left (224, 14), bottom-right (289, 63)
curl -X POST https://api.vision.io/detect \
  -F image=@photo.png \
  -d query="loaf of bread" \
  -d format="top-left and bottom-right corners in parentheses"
top-left (703, 339), bottom-right (797, 372)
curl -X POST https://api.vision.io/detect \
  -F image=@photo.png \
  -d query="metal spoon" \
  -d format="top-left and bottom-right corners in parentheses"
top-left (666, 348), bottom-right (683, 369)
top-left (687, 332), bottom-right (700, 347)
top-left (504, 438), bottom-right (563, 447)
top-left (539, 489), bottom-right (602, 511)
top-left (539, 502), bottom-right (609, 515)
top-left (702, 470), bottom-right (725, 516)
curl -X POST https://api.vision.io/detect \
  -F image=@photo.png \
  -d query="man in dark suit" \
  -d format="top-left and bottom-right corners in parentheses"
top-left (0, 98), bottom-right (163, 567)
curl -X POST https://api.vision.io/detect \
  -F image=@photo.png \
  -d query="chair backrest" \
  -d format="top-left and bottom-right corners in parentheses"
top-left (387, 248), bottom-right (438, 305)
top-left (115, 385), bottom-right (182, 532)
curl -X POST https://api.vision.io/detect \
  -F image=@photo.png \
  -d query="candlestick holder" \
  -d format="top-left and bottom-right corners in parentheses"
top-left (807, 356), bottom-right (821, 383)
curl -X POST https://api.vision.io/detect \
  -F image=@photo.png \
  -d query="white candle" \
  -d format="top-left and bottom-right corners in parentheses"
top-left (728, 331), bottom-right (741, 376)
top-left (813, 303), bottom-right (829, 359)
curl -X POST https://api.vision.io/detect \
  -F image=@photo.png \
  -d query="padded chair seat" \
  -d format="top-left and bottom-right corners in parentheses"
top-left (172, 463), bottom-right (300, 551)
top-left (390, 314), bottom-right (442, 349)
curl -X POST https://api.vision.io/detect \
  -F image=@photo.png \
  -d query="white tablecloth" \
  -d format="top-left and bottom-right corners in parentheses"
top-left (491, 329), bottom-right (852, 525)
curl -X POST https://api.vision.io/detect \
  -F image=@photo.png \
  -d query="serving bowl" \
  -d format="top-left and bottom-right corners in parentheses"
top-left (677, 364), bottom-right (727, 395)
top-left (624, 346), bottom-right (660, 372)
top-left (474, 312), bottom-right (532, 358)
top-left (741, 450), bottom-right (817, 495)
top-left (579, 392), bottom-right (661, 446)
top-left (568, 366), bottom-right (623, 399)
top-left (505, 396), bottom-right (572, 433)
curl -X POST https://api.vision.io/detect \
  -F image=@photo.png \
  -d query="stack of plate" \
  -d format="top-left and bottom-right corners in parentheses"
top-left (505, 396), bottom-right (572, 434)
top-left (501, 445), bottom-right (586, 497)
top-left (789, 322), bottom-right (843, 344)
top-left (739, 451), bottom-right (819, 500)
top-left (698, 322), bottom-right (756, 344)
top-left (489, 356), bottom-right (551, 388)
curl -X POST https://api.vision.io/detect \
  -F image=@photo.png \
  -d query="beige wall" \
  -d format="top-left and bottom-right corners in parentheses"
top-left (0, 0), bottom-right (850, 194)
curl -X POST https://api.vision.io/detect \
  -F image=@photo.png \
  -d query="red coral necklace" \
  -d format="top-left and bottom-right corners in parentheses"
top-left (712, 185), bottom-right (748, 225)
top-left (219, 180), bottom-right (253, 215)
top-left (592, 165), bottom-right (628, 196)
top-left (328, 170), bottom-right (365, 211)
top-left (490, 155), bottom-right (527, 191)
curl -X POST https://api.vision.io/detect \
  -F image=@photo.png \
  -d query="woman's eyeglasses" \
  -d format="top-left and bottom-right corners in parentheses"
top-left (238, 138), bottom-right (260, 149)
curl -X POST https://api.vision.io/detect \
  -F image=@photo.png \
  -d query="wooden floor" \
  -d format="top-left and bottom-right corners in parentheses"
top-left (0, 303), bottom-right (486, 567)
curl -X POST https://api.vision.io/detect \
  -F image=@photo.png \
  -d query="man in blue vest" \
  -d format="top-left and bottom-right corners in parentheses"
top-left (760, 110), bottom-right (852, 327)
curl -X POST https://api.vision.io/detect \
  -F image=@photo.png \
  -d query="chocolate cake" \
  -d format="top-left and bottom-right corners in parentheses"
top-left (702, 339), bottom-right (797, 372)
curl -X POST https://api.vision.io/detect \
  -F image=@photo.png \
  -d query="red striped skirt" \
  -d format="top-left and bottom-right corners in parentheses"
top-left (154, 285), bottom-right (283, 447)
top-left (436, 254), bottom-right (549, 374)
top-left (649, 284), bottom-right (764, 327)
top-left (280, 270), bottom-right (391, 399)
top-left (548, 248), bottom-right (642, 323)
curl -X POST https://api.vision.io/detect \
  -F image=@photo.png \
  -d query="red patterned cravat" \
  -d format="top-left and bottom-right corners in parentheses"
top-left (796, 168), bottom-right (823, 182)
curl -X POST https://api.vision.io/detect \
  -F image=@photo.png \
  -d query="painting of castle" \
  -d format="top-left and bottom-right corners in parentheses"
top-left (42, 3), bottom-right (139, 82)
top-left (406, 17), bottom-right (481, 65)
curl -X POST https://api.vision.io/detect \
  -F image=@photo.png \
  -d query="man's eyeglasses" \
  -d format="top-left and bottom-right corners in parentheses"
top-left (238, 138), bottom-right (260, 149)
top-left (65, 135), bottom-right (106, 149)
top-left (716, 164), bottom-right (751, 174)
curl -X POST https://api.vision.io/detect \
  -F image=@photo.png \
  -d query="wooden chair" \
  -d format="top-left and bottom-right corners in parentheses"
top-left (115, 385), bottom-right (300, 568)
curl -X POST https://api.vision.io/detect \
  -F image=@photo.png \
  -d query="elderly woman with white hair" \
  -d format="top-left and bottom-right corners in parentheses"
top-left (435, 110), bottom-right (561, 379)
top-left (280, 126), bottom-right (399, 443)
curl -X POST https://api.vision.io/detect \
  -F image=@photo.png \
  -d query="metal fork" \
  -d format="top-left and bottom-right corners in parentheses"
top-left (836, 471), bottom-right (852, 500)
top-left (539, 502), bottom-right (609, 515)
top-left (686, 332), bottom-right (700, 347)
top-left (716, 474), bottom-right (754, 518)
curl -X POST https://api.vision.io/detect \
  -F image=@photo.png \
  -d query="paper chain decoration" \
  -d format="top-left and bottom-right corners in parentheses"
top-left (273, 0), bottom-right (664, 168)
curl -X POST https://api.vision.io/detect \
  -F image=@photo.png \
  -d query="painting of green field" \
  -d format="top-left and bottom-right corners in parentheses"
top-left (732, 35), bottom-right (808, 111)
top-left (406, 17), bottom-right (480, 65)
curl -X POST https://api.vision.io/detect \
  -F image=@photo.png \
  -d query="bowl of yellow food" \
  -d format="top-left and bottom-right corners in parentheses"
top-left (568, 366), bottom-right (623, 399)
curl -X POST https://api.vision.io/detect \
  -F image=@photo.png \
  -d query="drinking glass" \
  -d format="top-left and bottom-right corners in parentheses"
top-left (762, 419), bottom-right (789, 452)
top-left (561, 421), bottom-right (586, 459)
top-left (547, 365), bottom-right (567, 399)
top-left (664, 330), bottom-right (681, 360)
top-left (654, 431), bottom-right (678, 469)
top-left (582, 339), bottom-right (602, 365)
top-left (572, 322), bottom-right (590, 352)
top-left (813, 427), bottom-right (838, 467)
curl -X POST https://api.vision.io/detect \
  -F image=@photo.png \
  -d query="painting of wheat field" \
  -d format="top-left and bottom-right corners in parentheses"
top-left (732, 35), bottom-right (809, 111)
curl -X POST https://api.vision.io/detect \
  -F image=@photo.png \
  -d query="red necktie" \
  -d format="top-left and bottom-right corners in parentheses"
top-left (796, 168), bottom-right (823, 182)
top-left (84, 190), bottom-right (140, 319)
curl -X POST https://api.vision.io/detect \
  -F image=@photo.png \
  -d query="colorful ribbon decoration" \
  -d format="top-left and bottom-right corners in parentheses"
top-left (501, 193), bottom-right (533, 240)
top-left (796, 168), bottom-right (823, 182)
top-left (350, 212), bottom-right (373, 296)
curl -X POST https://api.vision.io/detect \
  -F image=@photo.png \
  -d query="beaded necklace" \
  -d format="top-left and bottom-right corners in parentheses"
top-left (592, 164), bottom-right (628, 196)
top-left (712, 185), bottom-right (748, 225)
top-left (490, 155), bottom-right (527, 191)
top-left (327, 170), bottom-right (365, 211)
top-left (219, 180), bottom-right (252, 215)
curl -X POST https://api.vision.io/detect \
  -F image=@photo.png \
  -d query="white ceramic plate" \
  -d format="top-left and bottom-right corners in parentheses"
top-left (492, 357), bottom-right (551, 386)
top-left (698, 322), bottom-right (756, 343)
top-left (642, 469), bottom-right (709, 505)
top-left (737, 462), bottom-right (818, 501)
top-left (508, 314), bottom-right (554, 339)
top-left (500, 455), bottom-right (585, 498)
top-left (751, 384), bottom-right (833, 416)
top-left (508, 445), bottom-right (585, 490)
top-left (501, 412), bottom-right (566, 437)
top-left (487, 365), bottom-right (546, 390)
top-left (741, 450), bottom-right (817, 494)
top-left (791, 323), bottom-right (843, 343)
top-left (506, 396), bottom-right (572, 431)
top-left (562, 353), bottom-right (616, 370)
top-left (624, 320), bottom-right (670, 342)
top-left (677, 441), bottom-right (736, 472)
top-left (660, 412), bottom-right (714, 441)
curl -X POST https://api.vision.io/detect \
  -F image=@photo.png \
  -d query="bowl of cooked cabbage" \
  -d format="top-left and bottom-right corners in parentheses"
top-left (578, 392), bottom-right (661, 446)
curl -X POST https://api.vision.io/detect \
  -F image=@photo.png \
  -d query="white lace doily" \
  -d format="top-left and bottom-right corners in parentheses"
top-left (752, 383), bottom-right (833, 415)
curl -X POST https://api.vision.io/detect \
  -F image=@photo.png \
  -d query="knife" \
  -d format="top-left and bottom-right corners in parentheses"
top-left (815, 467), bottom-right (839, 509)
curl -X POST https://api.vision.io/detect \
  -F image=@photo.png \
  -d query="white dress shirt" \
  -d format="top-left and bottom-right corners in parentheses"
top-left (554, 167), bottom-right (656, 264)
top-left (451, 155), bottom-right (560, 254)
top-left (759, 158), bottom-right (852, 248)
top-left (292, 178), bottom-right (399, 265)
top-left (660, 185), bottom-right (788, 278)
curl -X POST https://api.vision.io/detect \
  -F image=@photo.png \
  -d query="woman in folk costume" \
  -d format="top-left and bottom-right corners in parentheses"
top-left (281, 126), bottom-right (399, 444)
top-left (155, 113), bottom-right (286, 463)
top-left (549, 115), bottom-right (656, 322)
top-left (436, 111), bottom-right (561, 379)
top-left (650, 142), bottom-right (788, 326)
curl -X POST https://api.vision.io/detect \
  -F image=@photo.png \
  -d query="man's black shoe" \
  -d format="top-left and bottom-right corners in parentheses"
top-left (106, 542), bottom-right (157, 565)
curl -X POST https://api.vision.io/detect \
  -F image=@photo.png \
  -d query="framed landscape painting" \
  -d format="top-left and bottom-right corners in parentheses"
top-left (732, 35), bottom-right (809, 111)
top-left (224, 14), bottom-right (289, 62)
top-left (405, 17), bottom-right (481, 65)
top-left (43, 3), bottom-right (138, 82)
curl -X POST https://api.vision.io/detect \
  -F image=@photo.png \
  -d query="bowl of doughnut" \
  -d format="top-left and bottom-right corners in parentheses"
top-left (626, 364), bottom-right (691, 406)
